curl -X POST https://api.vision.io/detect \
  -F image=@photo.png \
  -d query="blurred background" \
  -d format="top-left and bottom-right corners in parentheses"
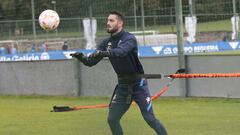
top-left (0, 0), bottom-right (239, 52)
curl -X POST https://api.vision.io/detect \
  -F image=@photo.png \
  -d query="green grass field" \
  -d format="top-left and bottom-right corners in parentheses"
top-left (0, 96), bottom-right (240, 135)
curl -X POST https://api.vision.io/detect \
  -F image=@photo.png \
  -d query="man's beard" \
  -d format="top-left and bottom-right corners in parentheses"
top-left (107, 26), bottom-right (118, 34)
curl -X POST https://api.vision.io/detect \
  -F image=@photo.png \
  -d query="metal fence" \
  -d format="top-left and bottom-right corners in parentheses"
top-left (0, 0), bottom-right (239, 48)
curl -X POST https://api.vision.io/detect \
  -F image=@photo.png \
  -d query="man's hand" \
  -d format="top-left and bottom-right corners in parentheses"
top-left (89, 50), bottom-right (110, 59)
top-left (70, 52), bottom-right (84, 60)
top-left (70, 52), bottom-right (91, 66)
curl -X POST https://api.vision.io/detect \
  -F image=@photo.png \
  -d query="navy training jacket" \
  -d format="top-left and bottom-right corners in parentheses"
top-left (84, 30), bottom-right (144, 75)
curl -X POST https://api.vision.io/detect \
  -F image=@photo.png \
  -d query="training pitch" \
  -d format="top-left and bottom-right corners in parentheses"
top-left (0, 95), bottom-right (239, 135)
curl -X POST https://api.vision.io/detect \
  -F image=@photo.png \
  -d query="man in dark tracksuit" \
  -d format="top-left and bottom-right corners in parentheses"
top-left (71, 11), bottom-right (168, 135)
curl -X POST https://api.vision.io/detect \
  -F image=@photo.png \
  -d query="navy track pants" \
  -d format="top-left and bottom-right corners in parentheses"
top-left (107, 79), bottom-right (168, 135)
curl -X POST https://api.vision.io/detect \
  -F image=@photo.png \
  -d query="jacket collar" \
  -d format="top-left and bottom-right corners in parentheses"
top-left (111, 30), bottom-right (124, 40)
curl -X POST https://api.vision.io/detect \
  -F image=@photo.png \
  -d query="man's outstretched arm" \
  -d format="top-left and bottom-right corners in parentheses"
top-left (70, 52), bottom-right (102, 67)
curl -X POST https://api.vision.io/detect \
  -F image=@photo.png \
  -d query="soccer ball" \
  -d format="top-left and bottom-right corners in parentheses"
top-left (39, 9), bottom-right (60, 30)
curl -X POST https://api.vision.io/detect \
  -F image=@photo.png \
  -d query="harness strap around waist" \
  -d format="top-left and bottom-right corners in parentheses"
top-left (117, 73), bottom-right (143, 84)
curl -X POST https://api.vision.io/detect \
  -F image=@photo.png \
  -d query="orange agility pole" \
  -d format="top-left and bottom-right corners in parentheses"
top-left (73, 104), bottom-right (109, 110)
top-left (170, 73), bottom-right (240, 78)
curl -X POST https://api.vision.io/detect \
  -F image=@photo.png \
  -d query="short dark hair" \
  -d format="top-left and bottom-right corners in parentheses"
top-left (108, 11), bottom-right (125, 25)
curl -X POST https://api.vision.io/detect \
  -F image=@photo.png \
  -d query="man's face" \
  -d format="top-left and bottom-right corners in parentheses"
top-left (107, 14), bottom-right (123, 34)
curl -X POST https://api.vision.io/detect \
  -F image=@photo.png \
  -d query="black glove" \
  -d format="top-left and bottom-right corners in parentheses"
top-left (175, 68), bottom-right (186, 74)
top-left (89, 50), bottom-right (110, 59)
top-left (70, 52), bottom-right (84, 60)
top-left (70, 52), bottom-right (91, 66)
